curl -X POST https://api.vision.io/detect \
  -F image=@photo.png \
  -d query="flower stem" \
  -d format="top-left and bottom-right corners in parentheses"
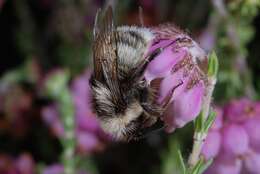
top-left (188, 77), bottom-right (216, 167)
top-left (45, 71), bottom-right (76, 174)
top-left (59, 88), bottom-right (76, 174)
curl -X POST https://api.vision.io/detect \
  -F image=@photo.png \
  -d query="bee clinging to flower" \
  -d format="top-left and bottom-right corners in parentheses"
top-left (90, 7), bottom-right (208, 141)
top-left (89, 7), bottom-right (172, 141)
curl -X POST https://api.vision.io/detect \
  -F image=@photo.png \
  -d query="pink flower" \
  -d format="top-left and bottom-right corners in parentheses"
top-left (203, 99), bottom-right (260, 174)
top-left (42, 105), bottom-right (64, 137)
top-left (15, 153), bottom-right (35, 174)
top-left (0, 153), bottom-right (35, 174)
top-left (71, 71), bottom-right (101, 134)
top-left (43, 164), bottom-right (63, 174)
top-left (244, 117), bottom-right (260, 153)
top-left (224, 98), bottom-right (258, 123)
top-left (144, 24), bottom-right (208, 132)
top-left (244, 152), bottom-right (260, 174)
top-left (222, 124), bottom-right (249, 156)
top-left (205, 154), bottom-right (242, 174)
top-left (202, 131), bottom-right (221, 160)
top-left (42, 70), bottom-right (108, 154)
top-left (43, 164), bottom-right (89, 174)
top-left (163, 82), bottom-right (204, 132)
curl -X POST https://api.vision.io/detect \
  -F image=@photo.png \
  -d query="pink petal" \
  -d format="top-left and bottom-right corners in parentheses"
top-left (225, 98), bottom-right (255, 123)
top-left (244, 117), bottom-right (260, 153)
top-left (43, 164), bottom-right (63, 174)
top-left (77, 132), bottom-right (100, 153)
top-left (76, 113), bottom-right (100, 133)
top-left (245, 152), bottom-right (260, 174)
top-left (157, 69), bottom-right (187, 104)
top-left (42, 106), bottom-right (64, 137)
top-left (15, 153), bottom-right (34, 174)
top-left (202, 130), bottom-right (221, 160)
top-left (222, 124), bottom-right (249, 156)
top-left (164, 82), bottom-right (204, 132)
top-left (205, 154), bottom-right (242, 174)
top-left (144, 46), bottom-right (187, 82)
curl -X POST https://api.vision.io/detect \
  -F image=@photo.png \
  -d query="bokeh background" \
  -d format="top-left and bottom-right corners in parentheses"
top-left (0, 0), bottom-right (260, 174)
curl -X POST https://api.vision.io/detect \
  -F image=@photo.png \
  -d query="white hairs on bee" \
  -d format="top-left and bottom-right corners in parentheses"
top-left (101, 102), bottom-right (143, 140)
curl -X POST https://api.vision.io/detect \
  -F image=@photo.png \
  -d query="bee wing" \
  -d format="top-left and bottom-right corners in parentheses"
top-left (93, 7), bottom-right (126, 108)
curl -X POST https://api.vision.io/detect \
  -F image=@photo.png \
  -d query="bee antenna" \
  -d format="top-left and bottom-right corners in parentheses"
top-left (93, 8), bottom-right (101, 39)
top-left (138, 6), bottom-right (144, 26)
top-left (103, 5), bottom-right (114, 32)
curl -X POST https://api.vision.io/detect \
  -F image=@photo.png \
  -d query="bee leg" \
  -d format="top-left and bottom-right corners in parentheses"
top-left (131, 47), bottom-right (163, 80)
top-left (142, 113), bottom-right (157, 127)
top-left (132, 39), bottom-right (177, 80)
top-left (161, 80), bottom-right (183, 110)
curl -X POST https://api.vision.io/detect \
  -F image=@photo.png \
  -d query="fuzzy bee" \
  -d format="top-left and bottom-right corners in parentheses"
top-left (89, 7), bottom-right (173, 141)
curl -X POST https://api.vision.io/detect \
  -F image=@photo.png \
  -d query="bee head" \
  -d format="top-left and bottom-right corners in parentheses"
top-left (99, 100), bottom-right (163, 141)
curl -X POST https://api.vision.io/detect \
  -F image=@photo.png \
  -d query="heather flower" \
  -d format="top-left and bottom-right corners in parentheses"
top-left (144, 24), bottom-right (209, 132)
top-left (0, 84), bottom-right (33, 137)
top-left (42, 70), bottom-right (107, 154)
top-left (224, 98), bottom-right (258, 122)
top-left (202, 99), bottom-right (260, 174)
top-left (199, 29), bottom-right (216, 52)
top-left (43, 164), bottom-right (89, 174)
top-left (43, 164), bottom-right (64, 174)
top-left (244, 151), bottom-right (260, 174)
top-left (14, 153), bottom-right (35, 174)
top-left (42, 105), bottom-right (64, 137)
top-left (222, 124), bottom-right (249, 156)
top-left (206, 154), bottom-right (242, 174)
top-left (0, 153), bottom-right (34, 174)
top-left (244, 117), bottom-right (260, 153)
top-left (201, 130), bottom-right (221, 160)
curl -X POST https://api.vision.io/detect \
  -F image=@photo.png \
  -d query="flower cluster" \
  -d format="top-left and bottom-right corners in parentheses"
top-left (144, 24), bottom-right (209, 132)
top-left (202, 98), bottom-right (260, 174)
top-left (0, 153), bottom-right (89, 174)
top-left (43, 164), bottom-right (89, 174)
top-left (0, 84), bottom-right (34, 138)
top-left (42, 70), bottom-right (108, 154)
top-left (0, 153), bottom-right (34, 174)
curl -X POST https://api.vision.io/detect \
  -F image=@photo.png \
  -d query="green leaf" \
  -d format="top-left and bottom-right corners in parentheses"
top-left (177, 150), bottom-right (187, 174)
top-left (194, 112), bottom-right (204, 132)
top-left (198, 159), bottom-right (213, 174)
top-left (45, 70), bottom-right (70, 98)
top-left (204, 111), bottom-right (216, 132)
top-left (190, 159), bottom-right (204, 174)
top-left (207, 51), bottom-right (219, 77)
top-left (189, 158), bottom-right (213, 174)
